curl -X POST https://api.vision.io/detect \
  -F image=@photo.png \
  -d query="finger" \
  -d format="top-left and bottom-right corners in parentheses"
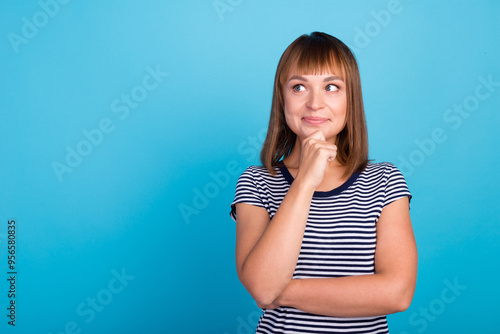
top-left (311, 142), bottom-right (337, 152)
top-left (327, 154), bottom-right (336, 162)
top-left (308, 130), bottom-right (324, 141)
top-left (315, 145), bottom-right (337, 161)
top-left (304, 136), bottom-right (332, 150)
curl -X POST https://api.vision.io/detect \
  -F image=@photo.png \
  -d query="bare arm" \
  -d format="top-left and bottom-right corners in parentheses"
top-left (273, 196), bottom-right (417, 317)
top-left (235, 180), bottom-right (313, 305)
top-left (235, 131), bottom-right (336, 305)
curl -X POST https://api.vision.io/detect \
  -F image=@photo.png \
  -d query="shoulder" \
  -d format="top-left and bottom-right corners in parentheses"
top-left (357, 162), bottom-right (409, 190)
top-left (238, 165), bottom-right (281, 182)
top-left (365, 161), bottom-right (398, 171)
top-left (359, 162), bottom-right (402, 179)
top-left (364, 162), bottom-right (412, 206)
top-left (243, 165), bottom-right (269, 174)
top-left (235, 165), bottom-right (288, 196)
top-left (231, 165), bottom-right (286, 217)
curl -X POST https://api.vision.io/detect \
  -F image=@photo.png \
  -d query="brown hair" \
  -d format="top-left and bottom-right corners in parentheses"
top-left (260, 31), bottom-right (369, 178)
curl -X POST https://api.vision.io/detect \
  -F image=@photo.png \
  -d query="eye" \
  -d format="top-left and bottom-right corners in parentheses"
top-left (293, 84), bottom-right (306, 92)
top-left (326, 84), bottom-right (339, 92)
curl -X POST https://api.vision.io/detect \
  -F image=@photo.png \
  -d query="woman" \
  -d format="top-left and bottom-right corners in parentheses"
top-left (230, 32), bottom-right (417, 333)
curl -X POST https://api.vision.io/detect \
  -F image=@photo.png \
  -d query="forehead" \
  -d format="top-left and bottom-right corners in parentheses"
top-left (282, 55), bottom-right (345, 83)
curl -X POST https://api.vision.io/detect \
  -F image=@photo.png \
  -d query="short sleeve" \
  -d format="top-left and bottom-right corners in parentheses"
top-left (229, 166), bottom-right (266, 222)
top-left (383, 163), bottom-right (412, 208)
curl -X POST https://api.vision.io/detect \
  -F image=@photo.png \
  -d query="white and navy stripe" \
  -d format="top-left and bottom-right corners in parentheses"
top-left (230, 162), bottom-right (412, 334)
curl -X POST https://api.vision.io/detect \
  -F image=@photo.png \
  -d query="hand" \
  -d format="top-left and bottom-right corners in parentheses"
top-left (295, 130), bottom-right (337, 190)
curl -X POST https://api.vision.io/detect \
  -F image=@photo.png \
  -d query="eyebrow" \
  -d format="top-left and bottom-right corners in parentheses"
top-left (288, 75), bottom-right (343, 83)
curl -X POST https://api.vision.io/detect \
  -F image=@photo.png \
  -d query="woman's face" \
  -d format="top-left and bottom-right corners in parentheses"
top-left (283, 69), bottom-right (347, 144)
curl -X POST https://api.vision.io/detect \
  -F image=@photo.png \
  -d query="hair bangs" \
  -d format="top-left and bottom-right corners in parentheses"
top-left (279, 39), bottom-right (346, 86)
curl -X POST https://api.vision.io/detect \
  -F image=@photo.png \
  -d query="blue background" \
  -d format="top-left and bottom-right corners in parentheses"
top-left (1, 1), bottom-right (499, 333)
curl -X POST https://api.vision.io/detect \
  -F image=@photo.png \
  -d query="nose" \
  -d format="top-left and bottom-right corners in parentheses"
top-left (305, 89), bottom-right (325, 111)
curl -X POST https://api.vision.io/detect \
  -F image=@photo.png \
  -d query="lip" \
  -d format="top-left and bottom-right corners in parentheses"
top-left (302, 116), bottom-right (329, 125)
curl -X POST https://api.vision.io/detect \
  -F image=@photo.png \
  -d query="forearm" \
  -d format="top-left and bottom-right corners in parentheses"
top-left (276, 274), bottom-right (415, 317)
top-left (273, 196), bottom-right (418, 317)
top-left (240, 179), bottom-right (315, 304)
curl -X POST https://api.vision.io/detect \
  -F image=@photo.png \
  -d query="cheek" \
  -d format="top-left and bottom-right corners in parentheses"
top-left (283, 100), bottom-right (299, 125)
top-left (283, 110), bottom-right (297, 130)
top-left (332, 95), bottom-right (347, 117)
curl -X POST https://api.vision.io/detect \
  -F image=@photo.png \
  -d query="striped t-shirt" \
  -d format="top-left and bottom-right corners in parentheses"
top-left (230, 161), bottom-right (412, 334)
